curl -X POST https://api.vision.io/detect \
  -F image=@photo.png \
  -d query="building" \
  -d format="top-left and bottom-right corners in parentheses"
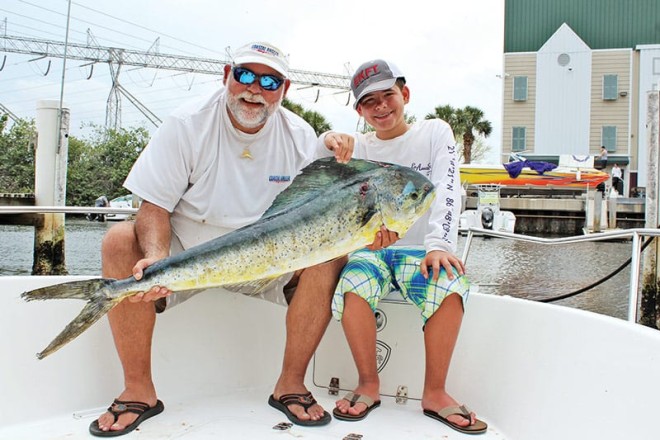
top-left (502, 0), bottom-right (660, 196)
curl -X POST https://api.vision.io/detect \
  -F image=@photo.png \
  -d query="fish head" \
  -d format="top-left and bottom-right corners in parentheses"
top-left (373, 165), bottom-right (436, 237)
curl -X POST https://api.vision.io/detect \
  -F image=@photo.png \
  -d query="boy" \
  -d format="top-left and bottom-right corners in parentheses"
top-left (323, 59), bottom-right (487, 434)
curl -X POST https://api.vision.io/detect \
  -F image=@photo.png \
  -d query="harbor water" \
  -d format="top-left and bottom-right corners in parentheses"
top-left (0, 219), bottom-right (634, 320)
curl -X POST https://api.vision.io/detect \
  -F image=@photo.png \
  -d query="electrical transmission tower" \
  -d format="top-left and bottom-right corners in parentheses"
top-left (1, 34), bottom-right (352, 129)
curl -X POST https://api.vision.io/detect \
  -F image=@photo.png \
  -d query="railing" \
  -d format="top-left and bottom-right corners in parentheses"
top-left (0, 206), bottom-right (138, 216)
top-left (461, 227), bottom-right (660, 323)
top-left (1, 204), bottom-right (657, 324)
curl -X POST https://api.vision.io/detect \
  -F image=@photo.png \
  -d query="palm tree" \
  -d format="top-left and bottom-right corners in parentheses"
top-left (455, 106), bottom-right (492, 164)
top-left (426, 104), bottom-right (457, 128)
top-left (426, 104), bottom-right (492, 164)
top-left (282, 98), bottom-right (331, 136)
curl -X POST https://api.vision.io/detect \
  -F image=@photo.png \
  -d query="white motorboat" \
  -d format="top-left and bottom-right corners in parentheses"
top-left (1, 228), bottom-right (659, 439)
top-left (460, 184), bottom-right (516, 234)
top-left (105, 194), bottom-right (138, 221)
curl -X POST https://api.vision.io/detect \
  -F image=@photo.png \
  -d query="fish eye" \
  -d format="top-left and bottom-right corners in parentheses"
top-left (410, 192), bottom-right (418, 200)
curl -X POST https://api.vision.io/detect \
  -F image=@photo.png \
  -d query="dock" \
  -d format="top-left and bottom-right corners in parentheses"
top-left (2, 190), bottom-right (645, 236)
top-left (0, 193), bottom-right (36, 225)
top-left (464, 189), bottom-right (645, 235)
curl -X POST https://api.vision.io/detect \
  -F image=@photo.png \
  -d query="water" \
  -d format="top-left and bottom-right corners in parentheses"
top-left (0, 219), bottom-right (111, 276)
top-left (0, 220), bottom-right (633, 320)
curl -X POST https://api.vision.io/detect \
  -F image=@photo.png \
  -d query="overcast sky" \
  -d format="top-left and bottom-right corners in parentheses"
top-left (1, 0), bottom-right (505, 162)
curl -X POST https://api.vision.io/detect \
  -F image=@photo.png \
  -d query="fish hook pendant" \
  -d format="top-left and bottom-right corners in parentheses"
top-left (241, 147), bottom-right (253, 159)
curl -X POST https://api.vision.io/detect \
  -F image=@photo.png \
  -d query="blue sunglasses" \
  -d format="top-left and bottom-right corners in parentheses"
top-left (232, 67), bottom-right (284, 91)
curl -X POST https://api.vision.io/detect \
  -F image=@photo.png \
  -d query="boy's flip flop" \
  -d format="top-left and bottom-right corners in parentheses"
top-left (268, 392), bottom-right (331, 426)
top-left (89, 398), bottom-right (164, 437)
top-left (333, 392), bottom-right (381, 421)
top-left (423, 405), bottom-right (487, 435)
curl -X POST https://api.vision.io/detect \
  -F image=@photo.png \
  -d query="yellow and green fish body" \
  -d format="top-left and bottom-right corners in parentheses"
top-left (22, 158), bottom-right (435, 359)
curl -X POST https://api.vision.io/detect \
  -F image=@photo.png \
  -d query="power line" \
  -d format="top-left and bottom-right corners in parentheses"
top-left (70, 1), bottom-right (221, 57)
top-left (1, 34), bottom-right (352, 129)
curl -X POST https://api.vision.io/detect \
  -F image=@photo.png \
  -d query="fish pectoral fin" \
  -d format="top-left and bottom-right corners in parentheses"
top-left (222, 277), bottom-right (282, 296)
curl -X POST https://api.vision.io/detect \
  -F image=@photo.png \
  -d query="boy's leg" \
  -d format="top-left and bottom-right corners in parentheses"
top-left (421, 293), bottom-right (477, 427)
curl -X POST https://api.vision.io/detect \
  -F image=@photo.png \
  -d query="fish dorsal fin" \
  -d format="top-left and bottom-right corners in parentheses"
top-left (261, 158), bottom-right (385, 220)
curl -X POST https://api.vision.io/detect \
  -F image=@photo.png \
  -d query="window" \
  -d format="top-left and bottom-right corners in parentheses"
top-left (602, 126), bottom-right (616, 151)
top-left (603, 75), bottom-right (618, 100)
top-left (513, 76), bottom-right (527, 101)
top-left (512, 127), bottom-right (526, 152)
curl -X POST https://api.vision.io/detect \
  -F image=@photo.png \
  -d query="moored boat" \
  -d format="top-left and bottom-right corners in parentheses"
top-left (460, 154), bottom-right (609, 189)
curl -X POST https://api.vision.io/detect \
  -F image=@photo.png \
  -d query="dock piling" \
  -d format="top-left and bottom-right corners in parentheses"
top-left (640, 88), bottom-right (660, 328)
top-left (32, 100), bottom-right (69, 275)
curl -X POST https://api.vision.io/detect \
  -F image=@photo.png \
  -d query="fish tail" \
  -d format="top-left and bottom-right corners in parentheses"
top-left (21, 278), bottom-right (119, 359)
top-left (21, 278), bottom-right (115, 301)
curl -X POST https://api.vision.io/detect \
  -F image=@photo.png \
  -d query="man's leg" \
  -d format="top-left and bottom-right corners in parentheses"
top-left (421, 294), bottom-right (477, 428)
top-left (334, 292), bottom-right (380, 417)
top-left (93, 222), bottom-right (159, 434)
top-left (272, 257), bottom-right (346, 422)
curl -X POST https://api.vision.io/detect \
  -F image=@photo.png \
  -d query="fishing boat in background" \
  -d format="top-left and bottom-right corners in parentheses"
top-left (105, 194), bottom-right (138, 221)
top-left (459, 184), bottom-right (516, 234)
top-left (460, 153), bottom-right (609, 188)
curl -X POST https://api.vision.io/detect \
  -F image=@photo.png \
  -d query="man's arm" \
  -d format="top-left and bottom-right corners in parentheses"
top-left (135, 201), bottom-right (171, 262)
top-left (127, 200), bottom-right (173, 303)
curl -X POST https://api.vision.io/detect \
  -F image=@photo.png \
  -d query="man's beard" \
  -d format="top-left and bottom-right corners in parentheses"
top-left (226, 91), bottom-right (281, 129)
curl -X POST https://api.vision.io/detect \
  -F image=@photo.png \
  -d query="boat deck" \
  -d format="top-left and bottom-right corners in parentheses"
top-left (0, 389), bottom-right (504, 439)
top-left (4, 273), bottom-right (660, 439)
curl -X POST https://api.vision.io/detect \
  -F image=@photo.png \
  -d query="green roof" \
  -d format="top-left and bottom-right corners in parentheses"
top-left (505, 0), bottom-right (660, 52)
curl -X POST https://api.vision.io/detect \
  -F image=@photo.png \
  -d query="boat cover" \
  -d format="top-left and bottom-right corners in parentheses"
top-left (503, 160), bottom-right (558, 178)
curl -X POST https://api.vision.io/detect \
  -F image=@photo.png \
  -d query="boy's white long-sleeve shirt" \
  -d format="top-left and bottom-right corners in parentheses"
top-left (346, 119), bottom-right (461, 254)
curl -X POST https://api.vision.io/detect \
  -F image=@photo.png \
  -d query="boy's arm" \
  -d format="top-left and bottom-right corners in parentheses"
top-left (315, 131), bottom-right (354, 163)
top-left (424, 126), bottom-right (462, 254)
top-left (420, 124), bottom-right (464, 280)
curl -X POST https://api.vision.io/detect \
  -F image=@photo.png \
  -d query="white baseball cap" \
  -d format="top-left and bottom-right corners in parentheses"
top-left (231, 42), bottom-right (289, 77)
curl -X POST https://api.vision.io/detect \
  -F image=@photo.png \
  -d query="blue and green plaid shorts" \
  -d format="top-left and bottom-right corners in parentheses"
top-left (332, 247), bottom-right (470, 323)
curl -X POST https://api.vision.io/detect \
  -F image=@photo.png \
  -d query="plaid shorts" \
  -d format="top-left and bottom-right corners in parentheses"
top-left (332, 247), bottom-right (470, 323)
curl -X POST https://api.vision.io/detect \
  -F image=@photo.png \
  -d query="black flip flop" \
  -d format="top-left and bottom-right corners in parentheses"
top-left (423, 405), bottom-right (487, 435)
top-left (89, 398), bottom-right (164, 437)
top-left (268, 392), bottom-right (331, 426)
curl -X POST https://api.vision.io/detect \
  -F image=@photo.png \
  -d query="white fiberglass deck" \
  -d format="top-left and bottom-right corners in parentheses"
top-left (0, 389), bottom-right (506, 439)
top-left (3, 275), bottom-right (660, 439)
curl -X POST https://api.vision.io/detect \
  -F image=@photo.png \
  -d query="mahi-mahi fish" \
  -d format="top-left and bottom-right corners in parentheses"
top-left (22, 157), bottom-right (436, 359)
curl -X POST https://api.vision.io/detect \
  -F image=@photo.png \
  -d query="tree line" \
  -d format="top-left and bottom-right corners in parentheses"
top-left (0, 101), bottom-right (491, 206)
top-left (0, 114), bottom-right (150, 207)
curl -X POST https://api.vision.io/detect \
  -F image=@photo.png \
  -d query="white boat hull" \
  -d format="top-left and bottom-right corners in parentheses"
top-left (2, 276), bottom-right (659, 439)
top-left (459, 209), bottom-right (517, 234)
